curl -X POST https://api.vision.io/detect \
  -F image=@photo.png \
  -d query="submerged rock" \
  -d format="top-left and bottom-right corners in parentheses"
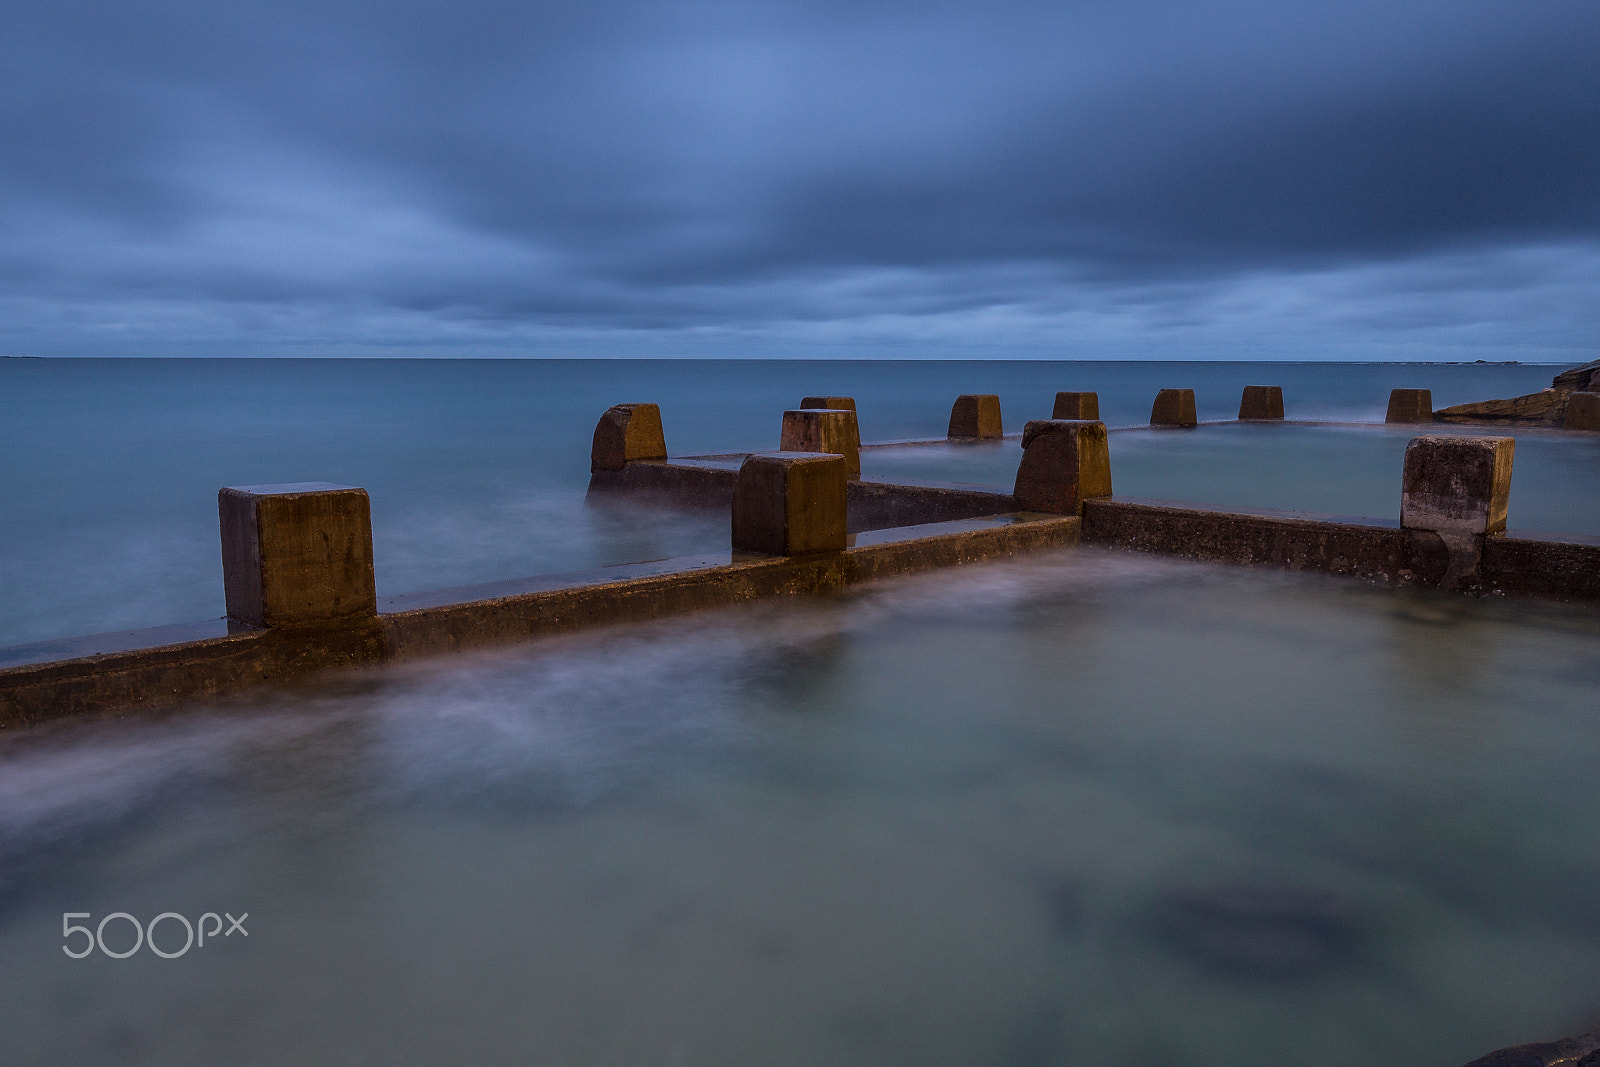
top-left (1150, 884), bottom-right (1358, 979)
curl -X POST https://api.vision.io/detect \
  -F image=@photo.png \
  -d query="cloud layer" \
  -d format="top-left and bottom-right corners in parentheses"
top-left (3, 0), bottom-right (1598, 357)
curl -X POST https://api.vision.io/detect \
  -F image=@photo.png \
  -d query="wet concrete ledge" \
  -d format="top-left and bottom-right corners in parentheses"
top-left (1082, 498), bottom-right (1600, 599)
top-left (0, 513), bottom-right (1076, 727)
top-left (588, 458), bottom-right (1018, 531)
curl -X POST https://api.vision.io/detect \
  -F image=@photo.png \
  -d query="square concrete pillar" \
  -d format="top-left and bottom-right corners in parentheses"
top-left (1386, 389), bottom-right (1434, 424)
top-left (1052, 392), bottom-right (1100, 420)
top-left (1013, 420), bottom-right (1113, 514)
top-left (591, 403), bottom-right (668, 472)
top-left (780, 408), bottom-right (861, 479)
top-left (1400, 435), bottom-right (1514, 535)
top-left (1565, 392), bottom-right (1600, 431)
top-left (1150, 389), bottom-right (1197, 427)
top-left (800, 396), bottom-right (862, 454)
top-left (1238, 386), bottom-right (1284, 420)
top-left (949, 394), bottom-right (1003, 439)
top-left (219, 483), bottom-right (377, 629)
top-left (732, 452), bottom-right (847, 555)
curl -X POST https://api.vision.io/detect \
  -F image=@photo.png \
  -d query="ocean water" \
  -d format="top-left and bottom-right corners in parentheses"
top-left (0, 357), bottom-right (1569, 648)
top-left (3, 358), bottom-right (1598, 1065)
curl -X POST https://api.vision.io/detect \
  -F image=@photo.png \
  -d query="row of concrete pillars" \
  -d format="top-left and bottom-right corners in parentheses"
top-left (589, 400), bottom-right (1518, 563)
top-left (205, 407), bottom-right (1519, 636)
top-left (947, 387), bottom-right (1284, 436)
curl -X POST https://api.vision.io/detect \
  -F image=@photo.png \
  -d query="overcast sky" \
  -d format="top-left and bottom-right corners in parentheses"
top-left (3, 0), bottom-right (1597, 359)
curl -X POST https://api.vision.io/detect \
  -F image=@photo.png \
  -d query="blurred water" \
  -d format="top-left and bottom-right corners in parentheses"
top-left (2, 552), bottom-right (1599, 1064)
top-left (0, 357), bottom-right (1571, 646)
top-left (864, 424), bottom-right (1600, 536)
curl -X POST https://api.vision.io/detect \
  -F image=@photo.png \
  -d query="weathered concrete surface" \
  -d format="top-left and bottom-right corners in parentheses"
top-left (801, 396), bottom-right (862, 453)
top-left (1013, 420), bottom-right (1113, 515)
top-left (780, 408), bottom-right (861, 479)
top-left (2, 513), bottom-right (1079, 723)
top-left (219, 483), bottom-right (377, 629)
top-left (1083, 498), bottom-right (1438, 582)
top-left (948, 394), bottom-right (1003, 439)
top-left (590, 403), bottom-right (668, 472)
top-left (1401, 435), bottom-right (1514, 536)
top-left (380, 514), bottom-right (1080, 663)
top-left (1459, 1029), bottom-right (1600, 1066)
top-left (587, 458), bottom-right (1016, 531)
top-left (1238, 385), bottom-right (1284, 420)
top-left (1052, 391), bottom-right (1100, 420)
top-left (0, 621), bottom-right (386, 729)
top-left (1150, 389), bottom-right (1197, 427)
top-left (733, 452), bottom-right (849, 555)
top-left (1566, 392), bottom-right (1600, 431)
top-left (1385, 388), bottom-right (1434, 424)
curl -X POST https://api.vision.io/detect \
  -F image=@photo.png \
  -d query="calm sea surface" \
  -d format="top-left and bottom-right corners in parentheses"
top-left (2, 358), bottom-right (1598, 1065)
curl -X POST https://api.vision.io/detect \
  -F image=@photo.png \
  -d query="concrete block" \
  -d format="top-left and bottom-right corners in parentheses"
top-left (1013, 420), bottom-right (1113, 514)
top-left (1385, 389), bottom-right (1434, 424)
top-left (949, 394), bottom-right (1003, 439)
top-left (1401, 435), bottom-right (1514, 535)
top-left (219, 483), bottom-right (377, 629)
top-left (591, 403), bottom-right (667, 472)
top-left (800, 396), bottom-right (862, 454)
top-left (1052, 392), bottom-right (1100, 420)
top-left (732, 452), bottom-right (848, 555)
top-left (1565, 392), bottom-right (1600, 431)
top-left (1238, 386), bottom-right (1284, 420)
top-left (1150, 389), bottom-right (1197, 427)
top-left (781, 408), bottom-right (861, 479)
top-left (801, 396), bottom-right (856, 413)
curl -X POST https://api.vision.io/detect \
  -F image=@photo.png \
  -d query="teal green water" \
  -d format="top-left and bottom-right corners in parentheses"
top-left (2, 552), bottom-right (1598, 1064)
top-left (2, 358), bottom-right (1598, 1066)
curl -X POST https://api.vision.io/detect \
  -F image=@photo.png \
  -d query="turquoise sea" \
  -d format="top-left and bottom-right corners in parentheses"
top-left (2, 358), bottom-right (1599, 1065)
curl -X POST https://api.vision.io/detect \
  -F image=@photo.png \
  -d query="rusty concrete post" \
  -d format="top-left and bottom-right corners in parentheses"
top-left (1565, 392), bottom-right (1600, 431)
top-left (781, 408), bottom-right (861, 479)
top-left (1385, 389), bottom-right (1433, 424)
top-left (219, 483), bottom-right (377, 629)
top-left (591, 403), bottom-right (667, 472)
top-left (1401, 435), bottom-right (1514, 590)
top-left (949, 394), bottom-right (1003, 439)
top-left (1052, 392), bottom-right (1100, 420)
top-left (1013, 420), bottom-right (1112, 515)
top-left (732, 452), bottom-right (848, 555)
top-left (802, 396), bottom-right (862, 455)
top-left (1150, 389), bottom-right (1197, 427)
top-left (1238, 386), bottom-right (1284, 420)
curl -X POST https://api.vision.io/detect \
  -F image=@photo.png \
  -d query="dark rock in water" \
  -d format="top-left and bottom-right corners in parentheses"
top-left (1150, 885), bottom-right (1357, 979)
top-left (1459, 1028), bottom-right (1600, 1066)
top-left (1552, 358), bottom-right (1600, 391)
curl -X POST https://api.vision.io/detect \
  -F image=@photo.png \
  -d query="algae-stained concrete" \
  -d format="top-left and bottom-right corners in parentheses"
top-left (1150, 389), bottom-right (1198, 427)
top-left (800, 396), bottom-right (862, 452)
top-left (733, 452), bottom-right (849, 556)
top-left (1238, 386), bottom-right (1285, 420)
top-left (1385, 389), bottom-right (1434, 424)
top-left (1400, 435), bottom-right (1514, 536)
top-left (948, 394), bottom-right (1003, 439)
top-left (219, 483), bottom-right (377, 629)
top-left (780, 408), bottom-right (862, 479)
top-left (1052, 391), bottom-right (1100, 420)
top-left (1013, 420), bottom-right (1113, 515)
top-left (590, 403), bottom-right (668, 471)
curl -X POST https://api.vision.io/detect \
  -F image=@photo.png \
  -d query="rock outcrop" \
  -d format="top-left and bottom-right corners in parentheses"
top-left (1432, 360), bottom-right (1600, 426)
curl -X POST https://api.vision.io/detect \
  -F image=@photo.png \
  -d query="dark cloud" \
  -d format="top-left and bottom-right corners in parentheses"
top-left (1, 0), bottom-right (1597, 355)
